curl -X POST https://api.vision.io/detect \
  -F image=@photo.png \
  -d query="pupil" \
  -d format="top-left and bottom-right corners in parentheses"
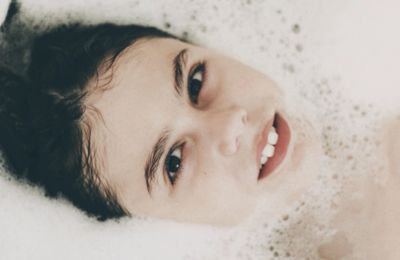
top-left (190, 80), bottom-right (201, 101)
top-left (168, 155), bottom-right (181, 173)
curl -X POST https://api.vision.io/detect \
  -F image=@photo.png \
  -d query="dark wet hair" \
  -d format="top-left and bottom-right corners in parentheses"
top-left (0, 22), bottom-right (175, 220)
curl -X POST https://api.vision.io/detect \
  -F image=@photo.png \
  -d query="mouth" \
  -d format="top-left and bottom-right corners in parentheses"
top-left (256, 113), bottom-right (291, 180)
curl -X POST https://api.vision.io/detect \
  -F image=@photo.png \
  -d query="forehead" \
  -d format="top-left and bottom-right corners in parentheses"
top-left (87, 37), bottom-right (188, 197)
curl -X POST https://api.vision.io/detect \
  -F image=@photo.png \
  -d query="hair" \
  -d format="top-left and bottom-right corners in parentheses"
top-left (0, 22), bottom-right (175, 220)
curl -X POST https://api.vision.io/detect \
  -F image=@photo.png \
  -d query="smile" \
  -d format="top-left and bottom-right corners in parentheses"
top-left (256, 113), bottom-right (291, 180)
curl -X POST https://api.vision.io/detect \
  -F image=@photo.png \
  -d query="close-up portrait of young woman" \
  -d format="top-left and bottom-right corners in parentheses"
top-left (1, 0), bottom-right (399, 259)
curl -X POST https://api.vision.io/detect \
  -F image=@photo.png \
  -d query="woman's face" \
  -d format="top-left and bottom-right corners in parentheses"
top-left (88, 37), bottom-right (317, 225)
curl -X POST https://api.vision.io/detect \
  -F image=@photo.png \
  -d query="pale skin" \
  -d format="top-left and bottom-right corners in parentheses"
top-left (85, 37), bottom-right (319, 225)
top-left (318, 120), bottom-right (400, 259)
top-left (83, 36), bottom-right (399, 256)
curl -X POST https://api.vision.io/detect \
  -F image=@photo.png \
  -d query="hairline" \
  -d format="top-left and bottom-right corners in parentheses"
top-left (78, 35), bottom-right (179, 218)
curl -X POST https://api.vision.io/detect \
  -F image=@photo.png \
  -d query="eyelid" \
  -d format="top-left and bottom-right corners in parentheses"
top-left (163, 141), bottom-right (186, 186)
top-left (187, 60), bottom-right (207, 105)
top-left (188, 60), bottom-right (205, 76)
top-left (188, 60), bottom-right (206, 83)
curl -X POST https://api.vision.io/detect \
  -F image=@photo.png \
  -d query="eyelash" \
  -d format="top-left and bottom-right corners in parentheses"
top-left (165, 142), bottom-right (185, 186)
top-left (187, 61), bottom-right (206, 105)
top-left (164, 61), bottom-right (207, 186)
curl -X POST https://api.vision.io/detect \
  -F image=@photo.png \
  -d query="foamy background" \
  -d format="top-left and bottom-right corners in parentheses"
top-left (1, 0), bottom-right (399, 259)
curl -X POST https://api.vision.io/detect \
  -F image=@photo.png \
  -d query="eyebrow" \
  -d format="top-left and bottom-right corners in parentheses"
top-left (143, 49), bottom-right (188, 194)
top-left (173, 48), bottom-right (188, 96)
top-left (144, 129), bottom-right (170, 194)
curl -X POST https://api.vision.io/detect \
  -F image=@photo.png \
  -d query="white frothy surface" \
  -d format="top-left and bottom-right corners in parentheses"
top-left (0, 0), bottom-right (11, 26)
top-left (1, 0), bottom-right (399, 259)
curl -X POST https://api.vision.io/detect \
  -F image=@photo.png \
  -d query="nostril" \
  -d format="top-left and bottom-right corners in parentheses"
top-left (215, 107), bottom-right (247, 156)
top-left (241, 111), bottom-right (248, 125)
top-left (235, 136), bottom-right (240, 150)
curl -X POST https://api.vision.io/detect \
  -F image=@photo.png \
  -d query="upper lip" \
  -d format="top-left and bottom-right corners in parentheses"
top-left (255, 114), bottom-right (275, 172)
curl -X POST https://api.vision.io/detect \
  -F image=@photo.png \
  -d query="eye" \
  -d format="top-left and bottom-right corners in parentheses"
top-left (188, 62), bottom-right (206, 105)
top-left (165, 144), bottom-right (184, 185)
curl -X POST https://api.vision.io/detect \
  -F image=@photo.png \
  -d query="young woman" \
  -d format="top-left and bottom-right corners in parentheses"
top-left (2, 3), bottom-right (399, 259)
top-left (0, 21), bottom-right (319, 225)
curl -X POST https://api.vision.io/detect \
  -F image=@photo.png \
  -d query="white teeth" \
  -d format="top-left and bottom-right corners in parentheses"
top-left (262, 144), bottom-right (275, 157)
top-left (267, 127), bottom-right (278, 145)
top-left (260, 155), bottom-right (268, 165)
top-left (260, 127), bottom-right (279, 168)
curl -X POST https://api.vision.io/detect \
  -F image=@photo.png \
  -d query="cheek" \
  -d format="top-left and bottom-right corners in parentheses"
top-left (178, 173), bottom-right (258, 225)
top-left (212, 69), bottom-right (280, 111)
top-left (155, 192), bottom-right (255, 225)
top-left (284, 120), bottom-right (322, 202)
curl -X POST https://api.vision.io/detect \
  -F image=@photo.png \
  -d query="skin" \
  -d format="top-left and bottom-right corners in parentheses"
top-left (318, 119), bottom-right (400, 259)
top-left (86, 38), bottom-right (319, 225)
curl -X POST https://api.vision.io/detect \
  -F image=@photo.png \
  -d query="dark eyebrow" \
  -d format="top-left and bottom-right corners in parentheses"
top-left (144, 129), bottom-right (170, 194)
top-left (143, 49), bottom-right (187, 194)
top-left (173, 48), bottom-right (188, 96)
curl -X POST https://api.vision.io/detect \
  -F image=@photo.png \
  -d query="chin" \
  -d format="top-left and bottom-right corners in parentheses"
top-left (256, 112), bottom-right (322, 214)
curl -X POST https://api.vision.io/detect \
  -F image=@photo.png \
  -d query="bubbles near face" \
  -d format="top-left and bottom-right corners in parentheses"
top-left (87, 38), bottom-right (317, 225)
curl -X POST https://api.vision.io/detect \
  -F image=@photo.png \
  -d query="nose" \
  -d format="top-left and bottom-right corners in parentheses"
top-left (209, 107), bottom-right (248, 156)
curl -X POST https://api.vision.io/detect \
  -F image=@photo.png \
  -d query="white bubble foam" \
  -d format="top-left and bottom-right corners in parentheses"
top-left (1, 0), bottom-right (399, 259)
top-left (0, 0), bottom-right (11, 26)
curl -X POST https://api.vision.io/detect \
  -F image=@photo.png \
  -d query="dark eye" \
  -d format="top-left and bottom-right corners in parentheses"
top-left (188, 63), bottom-right (205, 105)
top-left (165, 145), bottom-right (183, 185)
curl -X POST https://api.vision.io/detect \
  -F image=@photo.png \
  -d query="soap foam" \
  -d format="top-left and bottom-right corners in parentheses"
top-left (0, 0), bottom-right (11, 26)
top-left (1, 0), bottom-right (399, 259)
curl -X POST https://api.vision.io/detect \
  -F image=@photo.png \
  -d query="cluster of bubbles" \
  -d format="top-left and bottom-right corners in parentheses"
top-left (0, 0), bottom-right (396, 259)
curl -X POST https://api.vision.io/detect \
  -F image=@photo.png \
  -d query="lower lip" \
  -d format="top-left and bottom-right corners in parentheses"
top-left (258, 113), bottom-right (291, 180)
